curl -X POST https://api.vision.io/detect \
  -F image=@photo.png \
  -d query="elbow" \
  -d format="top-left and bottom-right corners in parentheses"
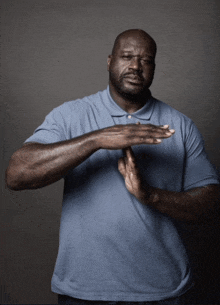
top-left (5, 154), bottom-right (29, 191)
top-left (6, 183), bottom-right (21, 191)
top-left (5, 166), bottom-right (24, 191)
top-left (6, 146), bottom-right (40, 190)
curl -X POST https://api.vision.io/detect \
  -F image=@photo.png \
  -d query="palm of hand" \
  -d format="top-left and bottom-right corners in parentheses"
top-left (118, 147), bottom-right (143, 197)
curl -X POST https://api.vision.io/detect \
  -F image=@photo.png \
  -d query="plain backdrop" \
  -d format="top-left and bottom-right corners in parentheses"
top-left (1, 0), bottom-right (220, 304)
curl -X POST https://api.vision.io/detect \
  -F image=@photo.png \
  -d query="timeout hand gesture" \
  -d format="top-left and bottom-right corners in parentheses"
top-left (117, 123), bottom-right (174, 198)
top-left (118, 147), bottom-right (147, 199)
top-left (97, 124), bottom-right (175, 150)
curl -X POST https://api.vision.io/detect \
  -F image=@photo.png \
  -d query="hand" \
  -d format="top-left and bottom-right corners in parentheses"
top-left (96, 124), bottom-right (175, 150)
top-left (118, 146), bottom-right (149, 199)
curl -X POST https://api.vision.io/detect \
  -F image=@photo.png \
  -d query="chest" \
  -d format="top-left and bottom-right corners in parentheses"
top-left (68, 106), bottom-right (186, 192)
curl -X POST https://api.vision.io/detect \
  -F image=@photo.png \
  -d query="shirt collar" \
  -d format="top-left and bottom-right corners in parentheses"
top-left (106, 86), bottom-right (155, 120)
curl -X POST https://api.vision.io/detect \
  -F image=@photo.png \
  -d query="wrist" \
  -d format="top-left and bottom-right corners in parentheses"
top-left (135, 184), bottom-right (154, 205)
top-left (90, 129), bottom-right (104, 150)
top-left (82, 130), bottom-right (103, 152)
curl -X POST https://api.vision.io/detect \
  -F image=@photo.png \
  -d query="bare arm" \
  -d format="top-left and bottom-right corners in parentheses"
top-left (142, 184), bottom-right (220, 222)
top-left (6, 124), bottom-right (174, 190)
top-left (118, 147), bottom-right (220, 222)
top-left (6, 131), bottom-right (99, 190)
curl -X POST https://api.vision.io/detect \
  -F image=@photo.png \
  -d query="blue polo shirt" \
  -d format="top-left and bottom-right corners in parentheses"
top-left (25, 87), bottom-right (219, 302)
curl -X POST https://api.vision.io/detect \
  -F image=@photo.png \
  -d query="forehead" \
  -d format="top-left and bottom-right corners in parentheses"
top-left (116, 36), bottom-right (155, 56)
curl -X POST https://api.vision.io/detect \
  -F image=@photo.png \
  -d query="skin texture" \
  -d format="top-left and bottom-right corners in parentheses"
top-left (107, 29), bottom-right (156, 113)
top-left (6, 125), bottom-right (173, 190)
top-left (118, 147), bottom-right (220, 222)
top-left (6, 29), bottom-right (219, 222)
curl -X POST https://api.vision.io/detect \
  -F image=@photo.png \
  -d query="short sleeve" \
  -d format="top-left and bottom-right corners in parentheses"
top-left (183, 121), bottom-right (219, 191)
top-left (24, 104), bottom-right (69, 144)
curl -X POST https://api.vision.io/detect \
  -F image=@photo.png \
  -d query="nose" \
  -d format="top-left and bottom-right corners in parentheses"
top-left (129, 57), bottom-right (142, 72)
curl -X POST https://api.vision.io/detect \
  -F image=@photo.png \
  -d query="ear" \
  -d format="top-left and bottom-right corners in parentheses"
top-left (107, 55), bottom-right (112, 71)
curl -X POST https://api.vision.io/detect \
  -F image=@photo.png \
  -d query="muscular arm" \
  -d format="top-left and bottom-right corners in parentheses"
top-left (6, 124), bottom-right (173, 190)
top-left (118, 147), bottom-right (220, 222)
top-left (6, 132), bottom-right (99, 190)
top-left (142, 184), bottom-right (220, 222)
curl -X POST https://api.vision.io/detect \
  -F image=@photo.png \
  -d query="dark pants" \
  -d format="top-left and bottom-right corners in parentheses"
top-left (58, 294), bottom-right (188, 305)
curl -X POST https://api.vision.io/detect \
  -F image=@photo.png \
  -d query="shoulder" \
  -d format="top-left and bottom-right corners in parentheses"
top-left (152, 97), bottom-right (195, 130)
top-left (152, 97), bottom-right (190, 120)
top-left (51, 88), bottom-right (107, 117)
top-left (62, 89), bottom-right (106, 111)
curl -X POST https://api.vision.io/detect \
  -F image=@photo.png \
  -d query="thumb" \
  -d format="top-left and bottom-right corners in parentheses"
top-left (118, 157), bottom-right (126, 177)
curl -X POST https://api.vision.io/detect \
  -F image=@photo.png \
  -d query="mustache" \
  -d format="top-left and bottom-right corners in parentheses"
top-left (122, 72), bottom-right (144, 81)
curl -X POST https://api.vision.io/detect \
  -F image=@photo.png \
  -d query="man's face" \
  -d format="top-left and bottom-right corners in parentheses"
top-left (107, 36), bottom-right (156, 98)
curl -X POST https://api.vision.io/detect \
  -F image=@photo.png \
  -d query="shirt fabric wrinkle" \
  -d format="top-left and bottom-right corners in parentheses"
top-left (24, 87), bottom-right (219, 302)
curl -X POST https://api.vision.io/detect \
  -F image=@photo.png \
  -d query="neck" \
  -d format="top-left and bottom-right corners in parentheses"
top-left (109, 83), bottom-right (151, 113)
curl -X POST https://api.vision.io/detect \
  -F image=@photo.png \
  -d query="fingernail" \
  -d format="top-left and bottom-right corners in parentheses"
top-left (162, 125), bottom-right (169, 129)
top-left (156, 139), bottom-right (162, 142)
top-left (169, 129), bottom-right (175, 133)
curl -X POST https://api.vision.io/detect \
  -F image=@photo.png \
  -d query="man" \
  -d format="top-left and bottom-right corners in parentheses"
top-left (6, 29), bottom-right (219, 304)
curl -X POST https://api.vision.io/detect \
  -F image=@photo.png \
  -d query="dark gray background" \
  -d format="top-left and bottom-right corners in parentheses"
top-left (1, 0), bottom-right (220, 304)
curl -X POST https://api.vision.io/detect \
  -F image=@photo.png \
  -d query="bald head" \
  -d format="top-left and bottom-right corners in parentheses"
top-left (111, 29), bottom-right (157, 57)
top-left (107, 29), bottom-right (156, 104)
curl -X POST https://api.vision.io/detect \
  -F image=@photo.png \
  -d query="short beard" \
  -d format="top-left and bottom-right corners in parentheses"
top-left (109, 72), bottom-right (151, 102)
top-left (117, 85), bottom-right (150, 102)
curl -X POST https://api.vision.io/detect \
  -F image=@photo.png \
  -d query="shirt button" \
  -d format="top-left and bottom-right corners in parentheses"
top-left (128, 115), bottom-right (132, 119)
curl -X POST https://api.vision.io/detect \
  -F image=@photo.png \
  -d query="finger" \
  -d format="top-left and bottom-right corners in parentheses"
top-left (118, 157), bottom-right (126, 177)
top-left (122, 147), bottom-right (135, 164)
top-left (161, 125), bottom-right (169, 129)
top-left (134, 124), bottom-right (175, 137)
top-left (123, 147), bottom-right (138, 170)
top-left (160, 126), bottom-right (175, 134)
top-left (138, 138), bottom-right (162, 145)
top-left (147, 125), bottom-right (174, 135)
top-left (124, 147), bottom-right (136, 162)
top-left (142, 128), bottom-right (175, 139)
top-left (122, 123), bottom-right (174, 138)
top-left (122, 149), bottom-right (129, 167)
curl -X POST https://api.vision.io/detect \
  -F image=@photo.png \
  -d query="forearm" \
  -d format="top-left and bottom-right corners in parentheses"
top-left (137, 184), bottom-right (220, 222)
top-left (6, 131), bottom-right (100, 190)
top-left (118, 147), bottom-right (219, 222)
top-left (6, 123), bottom-right (174, 190)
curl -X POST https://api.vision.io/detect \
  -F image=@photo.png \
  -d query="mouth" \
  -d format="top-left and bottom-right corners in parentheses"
top-left (123, 75), bottom-right (144, 85)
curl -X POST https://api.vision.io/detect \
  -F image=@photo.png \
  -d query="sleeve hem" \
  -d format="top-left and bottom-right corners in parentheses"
top-left (24, 139), bottom-right (49, 144)
top-left (184, 178), bottom-right (219, 191)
